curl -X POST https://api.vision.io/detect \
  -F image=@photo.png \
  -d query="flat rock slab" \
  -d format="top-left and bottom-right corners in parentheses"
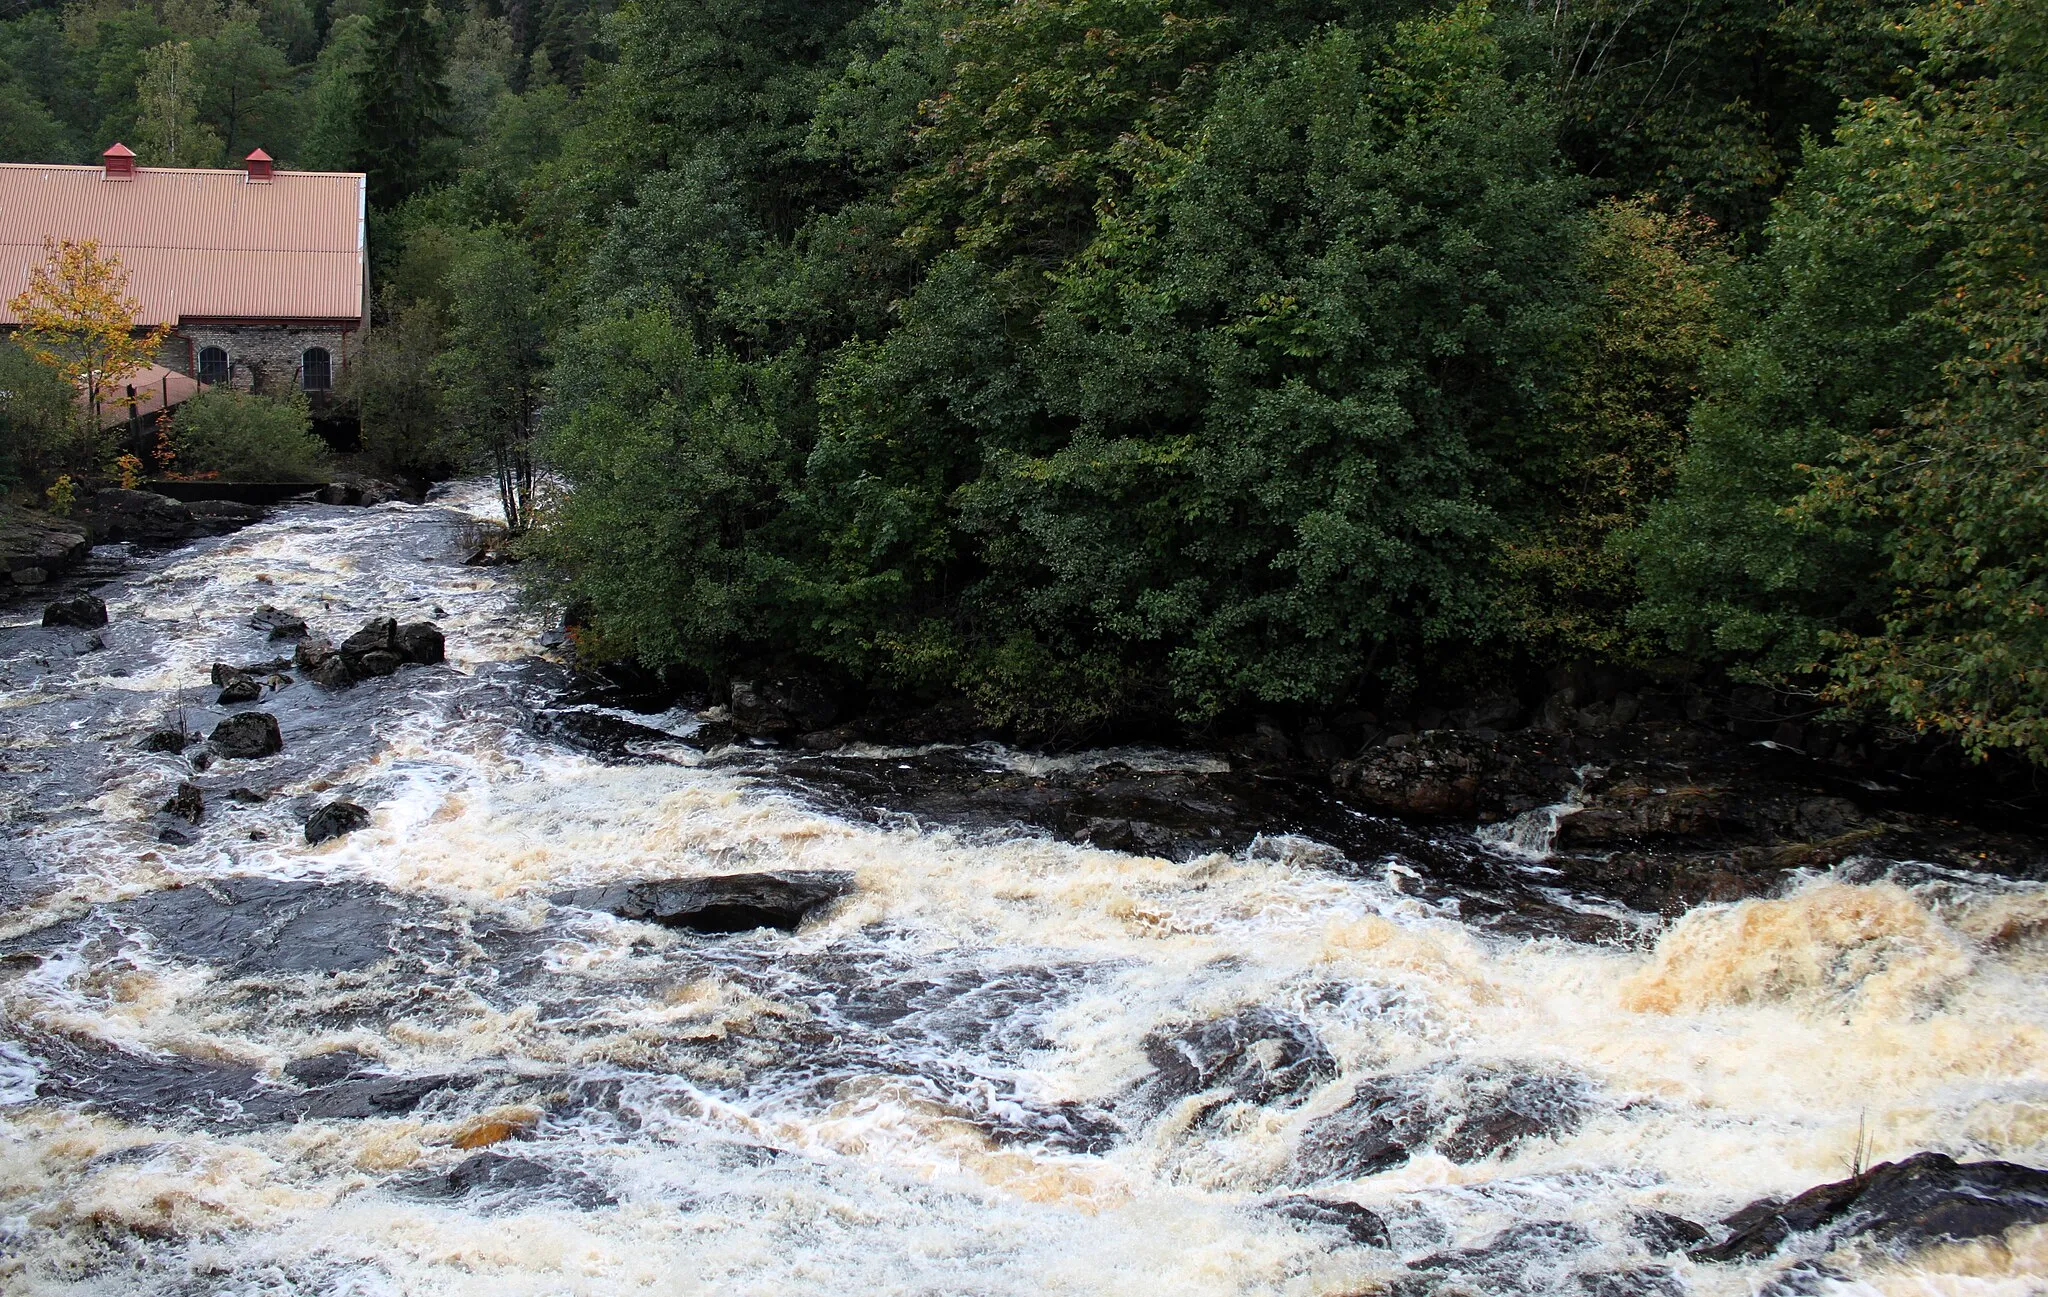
top-left (555, 871), bottom-right (856, 934)
top-left (95, 877), bottom-right (399, 975)
top-left (0, 504), bottom-right (92, 585)
top-left (16, 1028), bottom-right (479, 1127)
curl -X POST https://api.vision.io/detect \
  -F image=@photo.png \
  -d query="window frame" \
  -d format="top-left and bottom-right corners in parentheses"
top-left (300, 346), bottom-right (332, 392)
top-left (198, 346), bottom-right (230, 384)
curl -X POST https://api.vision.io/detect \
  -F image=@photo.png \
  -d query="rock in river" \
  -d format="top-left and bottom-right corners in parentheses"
top-left (42, 593), bottom-right (108, 628)
top-left (556, 871), bottom-right (856, 934)
top-left (395, 620), bottom-right (445, 665)
top-left (339, 616), bottom-right (398, 660)
top-left (306, 800), bottom-right (371, 844)
top-left (1291, 1060), bottom-right (1593, 1182)
top-left (1, 503), bottom-right (92, 585)
top-left (1140, 1007), bottom-right (1336, 1110)
top-left (217, 675), bottom-right (262, 704)
top-left (250, 605), bottom-right (309, 639)
top-left (161, 782), bottom-right (204, 824)
top-left (1693, 1151), bottom-right (2048, 1261)
top-left (210, 711), bottom-right (282, 759)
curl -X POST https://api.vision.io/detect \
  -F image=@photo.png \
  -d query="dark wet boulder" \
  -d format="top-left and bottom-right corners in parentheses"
top-left (730, 677), bottom-right (839, 737)
top-left (305, 800), bottom-right (371, 844)
top-left (293, 636), bottom-right (337, 671)
top-left (1574, 1267), bottom-right (1685, 1297)
top-left (355, 649), bottom-right (402, 677)
top-left (556, 871), bottom-right (856, 934)
top-left (1141, 1007), bottom-right (1336, 1109)
top-left (1692, 1152), bottom-right (2048, 1262)
top-left (395, 1152), bottom-right (614, 1209)
top-left (1555, 778), bottom-right (1741, 846)
top-left (339, 616), bottom-right (398, 659)
top-left (290, 1072), bottom-right (474, 1120)
top-left (1270, 1196), bottom-right (1390, 1248)
top-left (42, 593), bottom-right (108, 628)
top-left (318, 475), bottom-right (407, 507)
top-left (309, 655), bottom-right (353, 688)
top-left (185, 499), bottom-right (265, 531)
top-left (140, 727), bottom-right (189, 753)
top-left (1332, 731), bottom-right (1574, 819)
top-left (796, 724), bottom-right (863, 752)
top-left (210, 711), bottom-right (282, 758)
top-left (1077, 817), bottom-right (1179, 856)
top-left (395, 620), bottom-right (445, 665)
top-left (20, 1027), bottom-right (477, 1129)
top-left (217, 675), bottom-right (262, 704)
top-left (161, 782), bottom-right (204, 824)
top-left (24, 1029), bottom-right (264, 1123)
top-left (1293, 1062), bottom-right (1593, 1182)
top-left (532, 709), bottom-right (688, 761)
top-left (1629, 1210), bottom-right (1709, 1254)
top-left (249, 605), bottom-right (309, 640)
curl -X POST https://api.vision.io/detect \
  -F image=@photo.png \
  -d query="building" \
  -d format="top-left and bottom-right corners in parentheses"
top-left (0, 144), bottom-right (367, 404)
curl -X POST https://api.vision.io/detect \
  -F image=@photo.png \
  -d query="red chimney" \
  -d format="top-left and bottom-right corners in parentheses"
top-left (244, 147), bottom-right (273, 182)
top-left (102, 142), bottom-right (135, 180)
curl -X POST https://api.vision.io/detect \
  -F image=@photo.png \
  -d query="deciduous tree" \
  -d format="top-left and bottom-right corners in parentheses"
top-left (6, 238), bottom-right (172, 468)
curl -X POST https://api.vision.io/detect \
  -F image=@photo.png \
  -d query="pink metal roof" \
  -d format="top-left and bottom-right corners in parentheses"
top-left (0, 160), bottom-right (365, 327)
top-left (91, 363), bottom-right (205, 430)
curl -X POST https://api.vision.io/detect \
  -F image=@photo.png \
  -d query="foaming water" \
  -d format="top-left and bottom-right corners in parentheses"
top-left (0, 487), bottom-right (2043, 1295)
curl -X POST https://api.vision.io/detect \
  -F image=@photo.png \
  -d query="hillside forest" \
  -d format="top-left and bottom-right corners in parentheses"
top-left (1, 0), bottom-right (2044, 762)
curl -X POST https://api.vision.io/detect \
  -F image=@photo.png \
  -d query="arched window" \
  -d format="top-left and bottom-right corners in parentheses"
top-left (301, 347), bottom-right (332, 391)
top-left (198, 346), bottom-right (229, 384)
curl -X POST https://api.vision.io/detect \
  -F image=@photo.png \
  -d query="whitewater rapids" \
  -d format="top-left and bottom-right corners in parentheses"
top-left (0, 485), bottom-right (2043, 1296)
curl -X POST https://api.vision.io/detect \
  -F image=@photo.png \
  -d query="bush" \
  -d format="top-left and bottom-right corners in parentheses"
top-left (0, 340), bottom-right (75, 489)
top-left (169, 390), bottom-right (333, 481)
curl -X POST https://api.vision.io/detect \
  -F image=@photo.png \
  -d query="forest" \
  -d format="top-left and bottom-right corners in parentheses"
top-left (1, 0), bottom-right (2043, 761)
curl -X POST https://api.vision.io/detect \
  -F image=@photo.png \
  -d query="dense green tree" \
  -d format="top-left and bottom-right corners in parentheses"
top-left (1498, 199), bottom-right (1726, 662)
top-left (437, 225), bottom-right (547, 530)
top-left (1546, 0), bottom-right (1920, 233)
top-left (295, 9), bottom-right (370, 167)
top-left (194, 15), bottom-right (299, 160)
top-left (350, 0), bottom-right (453, 207)
top-left (346, 291), bottom-right (460, 478)
top-left (169, 388), bottom-right (332, 480)
top-left (1627, 116), bottom-right (1954, 676)
top-left (953, 11), bottom-right (1586, 720)
top-left (1800, 0), bottom-right (2048, 760)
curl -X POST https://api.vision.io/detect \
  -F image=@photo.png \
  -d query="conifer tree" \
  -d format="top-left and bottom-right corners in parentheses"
top-left (350, 0), bottom-right (453, 207)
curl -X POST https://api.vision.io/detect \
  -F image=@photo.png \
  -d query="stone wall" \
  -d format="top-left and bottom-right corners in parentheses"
top-left (163, 323), bottom-right (361, 399)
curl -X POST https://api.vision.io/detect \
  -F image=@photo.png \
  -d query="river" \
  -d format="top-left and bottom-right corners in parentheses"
top-left (0, 485), bottom-right (2043, 1295)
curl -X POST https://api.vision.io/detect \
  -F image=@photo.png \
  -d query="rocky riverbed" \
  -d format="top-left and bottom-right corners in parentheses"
top-left (0, 483), bottom-right (2044, 1296)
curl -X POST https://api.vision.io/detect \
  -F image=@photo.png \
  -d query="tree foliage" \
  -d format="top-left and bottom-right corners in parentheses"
top-left (6, 237), bottom-right (172, 466)
top-left (168, 387), bottom-right (332, 480)
top-left (11, 0), bottom-right (2046, 758)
